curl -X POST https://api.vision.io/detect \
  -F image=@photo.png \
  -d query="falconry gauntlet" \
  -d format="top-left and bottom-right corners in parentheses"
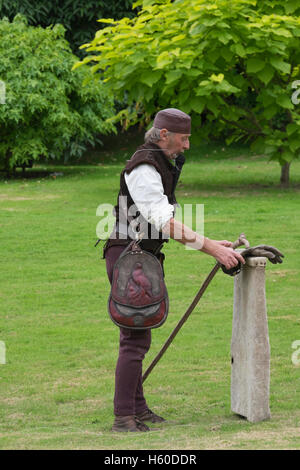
top-left (221, 245), bottom-right (284, 276)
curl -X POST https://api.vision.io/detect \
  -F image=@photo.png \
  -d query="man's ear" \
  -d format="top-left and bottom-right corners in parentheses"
top-left (159, 128), bottom-right (168, 141)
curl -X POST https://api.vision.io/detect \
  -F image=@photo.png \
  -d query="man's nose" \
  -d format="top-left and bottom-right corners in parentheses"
top-left (183, 140), bottom-right (190, 150)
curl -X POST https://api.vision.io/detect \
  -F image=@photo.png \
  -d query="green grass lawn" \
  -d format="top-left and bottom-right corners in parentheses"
top-left (0, 141), bottom-right (300, 449)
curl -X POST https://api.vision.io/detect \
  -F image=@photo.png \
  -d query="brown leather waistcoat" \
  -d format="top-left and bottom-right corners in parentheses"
top-left (105, 142), bottom-right (178, 255)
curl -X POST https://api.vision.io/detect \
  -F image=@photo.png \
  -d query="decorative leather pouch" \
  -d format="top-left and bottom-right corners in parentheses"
top-left (108, 242), bottom-right (168, 329)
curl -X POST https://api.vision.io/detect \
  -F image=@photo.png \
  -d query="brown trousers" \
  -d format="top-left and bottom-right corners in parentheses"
top-left (105, 245), bottom-right (151, 416)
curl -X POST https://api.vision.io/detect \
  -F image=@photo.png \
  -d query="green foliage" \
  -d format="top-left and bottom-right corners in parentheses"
top-left (0, 15), bottom-right (115, 170)
top-left (0, 0), bottom-right (136, 56)
top-left (75, 0), bottom-right (300, 176)
top-left (256, 0), bottom-right (300, 16)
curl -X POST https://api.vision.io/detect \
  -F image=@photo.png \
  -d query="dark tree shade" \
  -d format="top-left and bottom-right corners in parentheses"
top-left (0, 0), bottom-right (137, 57)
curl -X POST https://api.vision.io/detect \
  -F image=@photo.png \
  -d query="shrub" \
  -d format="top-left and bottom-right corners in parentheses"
top-left (0, 14), bottom-right (115, 172)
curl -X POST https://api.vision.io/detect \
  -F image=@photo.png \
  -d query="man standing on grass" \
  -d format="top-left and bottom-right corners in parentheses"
top-left (103, 108), bottom-right (245, 432)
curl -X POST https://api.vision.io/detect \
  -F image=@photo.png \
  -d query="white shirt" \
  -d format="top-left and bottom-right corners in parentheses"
top-left (124, 163), bottom-right (174, 232)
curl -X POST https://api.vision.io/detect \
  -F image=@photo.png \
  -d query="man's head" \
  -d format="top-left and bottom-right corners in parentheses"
top-left (145, 108), bottom-right (191, 159)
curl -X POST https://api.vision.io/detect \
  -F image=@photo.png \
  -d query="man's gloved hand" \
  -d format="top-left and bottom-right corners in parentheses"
top-left (221, 245), bottom-right (284, 276)
top-left (221, 262), bottom-right (242, 276)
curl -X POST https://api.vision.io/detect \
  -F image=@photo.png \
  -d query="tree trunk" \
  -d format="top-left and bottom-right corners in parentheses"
top-left (280, 162), bottom-right (290, 188)
top-left (4, 150), bottom-right (12, 178)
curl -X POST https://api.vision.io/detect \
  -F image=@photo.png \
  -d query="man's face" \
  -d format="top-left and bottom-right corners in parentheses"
top-left (160, 129), bottom-right (190, 159)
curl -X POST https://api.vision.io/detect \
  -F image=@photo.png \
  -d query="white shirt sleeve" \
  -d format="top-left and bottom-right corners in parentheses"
top-left (124, 163), bottom-right (174, 232)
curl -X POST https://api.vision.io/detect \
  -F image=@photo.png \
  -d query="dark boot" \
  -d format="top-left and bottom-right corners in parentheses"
top-left (136, 408), bottom-right (166, 423)
top-left (111, 415), bottom-right (150, 432)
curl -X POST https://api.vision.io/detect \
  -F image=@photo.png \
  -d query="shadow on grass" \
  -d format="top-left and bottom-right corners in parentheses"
top-left (0, 168), bottom-right (54, 180)
top-left (1, 167), bottom-right (300, 195)
top-left (177, 180), bottom-right (300, 194)
top-left (0, 166), bottom-right (98, 180)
